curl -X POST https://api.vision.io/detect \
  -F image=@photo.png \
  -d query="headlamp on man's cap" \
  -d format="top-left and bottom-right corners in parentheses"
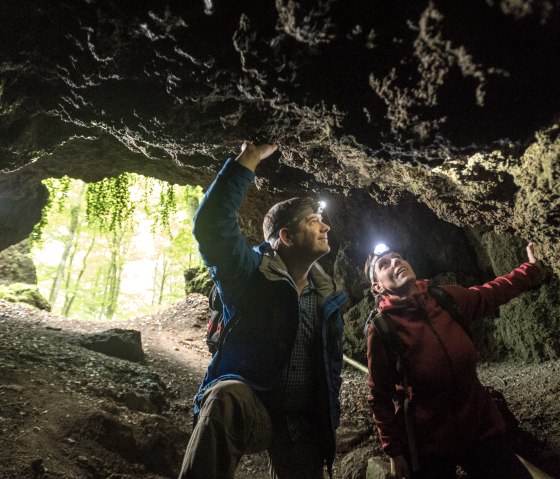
top-left (368, 243), bottom-right (391, 283)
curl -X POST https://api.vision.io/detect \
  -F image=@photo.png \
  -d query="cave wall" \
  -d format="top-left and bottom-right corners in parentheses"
top-left (0, 239), bottom-right (38, 285)
top-left (0, 1), bottom-right (559, 360)
top-left (479, 231), bottom-right (560, 361)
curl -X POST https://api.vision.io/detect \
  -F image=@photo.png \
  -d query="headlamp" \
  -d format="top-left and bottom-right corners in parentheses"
top-left (373, 243), bottom-right (390, 256)
top-left (368, 242), bottom-right (391, 283)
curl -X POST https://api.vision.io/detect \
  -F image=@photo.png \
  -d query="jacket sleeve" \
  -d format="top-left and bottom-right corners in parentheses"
top-left (442, 262), bottom-right (542, 323)
top-left (367, 323), bottom-right (403, 457)
top-left (192, 158), bottom-right (261, 304)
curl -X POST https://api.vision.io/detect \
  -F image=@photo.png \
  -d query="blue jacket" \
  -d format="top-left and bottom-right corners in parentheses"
top-left (192, 158), bottom-right (347, 469)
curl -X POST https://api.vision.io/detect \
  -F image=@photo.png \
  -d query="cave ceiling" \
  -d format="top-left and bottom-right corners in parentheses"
top-left (0, 0), bottom-right (559, 273)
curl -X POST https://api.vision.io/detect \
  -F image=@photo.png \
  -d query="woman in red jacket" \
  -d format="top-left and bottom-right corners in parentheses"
top-left (365, 242), bottom-right (543, 479)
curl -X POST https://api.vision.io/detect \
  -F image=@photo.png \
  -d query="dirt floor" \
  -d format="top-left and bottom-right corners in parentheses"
top-left (0, 296), bottom-right (558, 479)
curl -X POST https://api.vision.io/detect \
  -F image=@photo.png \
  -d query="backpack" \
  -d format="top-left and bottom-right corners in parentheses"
top-left (364, 285), bottom-right (474, 472)
top-left (206, 283), bottom-right (223, 356)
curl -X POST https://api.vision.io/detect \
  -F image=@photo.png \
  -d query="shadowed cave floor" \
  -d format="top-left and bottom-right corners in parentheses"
top-left (0, 297), bottom-right (558, 479)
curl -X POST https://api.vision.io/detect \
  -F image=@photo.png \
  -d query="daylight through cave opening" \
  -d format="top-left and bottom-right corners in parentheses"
top-left (28, 174), bottom-right (205, 321)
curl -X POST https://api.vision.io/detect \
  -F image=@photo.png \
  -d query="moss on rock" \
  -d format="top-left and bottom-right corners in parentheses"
top-left (183, 267), bottom-right (213, 296)
top-left (0, 283), bottom-right (50, 311)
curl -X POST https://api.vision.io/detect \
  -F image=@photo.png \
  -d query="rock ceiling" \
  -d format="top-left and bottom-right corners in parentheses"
top-left (0, 0), bottom-right (559, 275)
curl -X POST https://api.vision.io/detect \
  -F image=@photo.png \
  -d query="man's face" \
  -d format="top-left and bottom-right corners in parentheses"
top-left (289, 212), bottom-right (330, 259)
top-left (373, 252), bottom-right (416, 296)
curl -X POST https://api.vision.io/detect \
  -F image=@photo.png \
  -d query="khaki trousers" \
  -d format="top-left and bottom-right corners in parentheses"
top-left (178, 380), bottom-right (325, 479)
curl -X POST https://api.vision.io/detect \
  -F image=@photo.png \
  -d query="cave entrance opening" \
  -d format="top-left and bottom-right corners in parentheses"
top-left (29, 173), bottom-right (205, 321)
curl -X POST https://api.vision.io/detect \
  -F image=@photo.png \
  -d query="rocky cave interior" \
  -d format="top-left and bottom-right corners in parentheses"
top-left (0, 1), bottom-right (559, 478)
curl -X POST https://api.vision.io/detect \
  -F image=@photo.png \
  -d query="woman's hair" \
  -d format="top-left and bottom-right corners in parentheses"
top-left (364, 253), bottom-right (376, 284)
top-left (364, 247), bottom-right (398, 284)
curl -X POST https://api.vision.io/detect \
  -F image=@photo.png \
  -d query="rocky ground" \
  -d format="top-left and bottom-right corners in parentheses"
top-left (0, 296), bottom-right (558, 479)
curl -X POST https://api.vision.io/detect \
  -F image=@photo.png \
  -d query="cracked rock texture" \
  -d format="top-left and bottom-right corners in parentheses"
top-left (0, 1), bottom-right (559, 360)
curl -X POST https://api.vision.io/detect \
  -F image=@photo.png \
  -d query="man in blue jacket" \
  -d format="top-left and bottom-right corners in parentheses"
top-left (178, 141), bottom-right (347, 479)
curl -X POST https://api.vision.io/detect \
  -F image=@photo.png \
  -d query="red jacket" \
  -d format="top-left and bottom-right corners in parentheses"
top-left (367, 262), bottom-right (541, 458)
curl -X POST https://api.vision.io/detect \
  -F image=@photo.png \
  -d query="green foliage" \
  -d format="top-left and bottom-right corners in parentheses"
top-left (86, 174), bottom-right (136, 233)
top-left (57, 176), bottom-right (72, 212)
top-left (153, 183), bottom-right (176, 235)
top-left (31, 174), bottom-right (204, 320)
top-left (30, 176), bottom-right (72, 246)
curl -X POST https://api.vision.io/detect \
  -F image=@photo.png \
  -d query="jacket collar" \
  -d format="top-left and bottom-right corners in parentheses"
top-left (255, 242), bottom-right (336, 301)
top-left (377, 279), bottom-right (430, 314)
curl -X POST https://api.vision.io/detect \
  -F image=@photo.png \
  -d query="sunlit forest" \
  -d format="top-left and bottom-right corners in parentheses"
top-left (30, 174), bottom-right (204, 321)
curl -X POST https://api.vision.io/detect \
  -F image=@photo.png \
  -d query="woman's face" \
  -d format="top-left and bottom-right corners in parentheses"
top-left (373, 252), bottom-right (417, 296)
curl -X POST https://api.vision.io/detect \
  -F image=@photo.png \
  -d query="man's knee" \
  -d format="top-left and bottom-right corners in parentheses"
top-left (205, 380), bottom-right (250, 400)
top-left (200, 380), bottom-right (253, 422)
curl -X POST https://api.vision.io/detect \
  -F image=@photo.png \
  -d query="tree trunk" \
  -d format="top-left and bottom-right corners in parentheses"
top-left (151, 260), bottom-right (159, 306)
top-left (61, 231), bottom-right (96, 317)
top-left (103, 227), bottom-right (131, 320)
top-left (158, 256), bottom-right (169, 305)
top-left (48, 184), bottom-right (86, 308)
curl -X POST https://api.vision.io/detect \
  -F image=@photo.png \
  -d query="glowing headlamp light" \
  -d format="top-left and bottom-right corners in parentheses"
top-left (316, 201), bottom-right (326, 214)
top-left (368, 242), bottom-right (391, 283)
top-left (373, 243), bottom-right (390, 256)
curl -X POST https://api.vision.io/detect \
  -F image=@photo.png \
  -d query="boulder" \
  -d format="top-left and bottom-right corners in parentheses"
top-left (80, 329), bottom-right (144, 363)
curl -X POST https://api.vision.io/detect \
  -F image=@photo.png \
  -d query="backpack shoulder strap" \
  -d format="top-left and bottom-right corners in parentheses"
top-left (429, 285), bottom-right (474, 342)
top-left (206, 283), bottom-right (225, 356)
top-left (209, 283), bottom-right (222, 311)
top-left (371, 312), bottom-right (404, 379)
top-left (363, 310), bottom-right (376, 338)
